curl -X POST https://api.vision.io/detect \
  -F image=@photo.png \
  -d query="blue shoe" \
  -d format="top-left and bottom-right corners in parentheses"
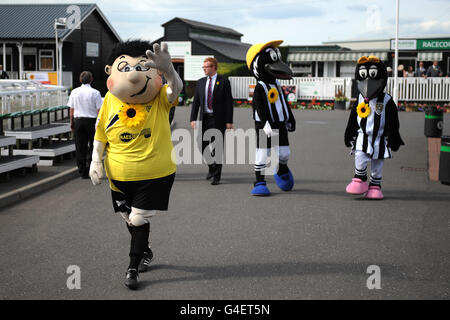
top-left (251, 182), bottom-right (271, 196)
top-left (274, 170), bottom-right (294, 191)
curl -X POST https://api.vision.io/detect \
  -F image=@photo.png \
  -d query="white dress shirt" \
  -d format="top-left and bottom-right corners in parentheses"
top-left (204, 73), bottom-right (217, 114)
top-left (67, 83), bottom-right (103, 118)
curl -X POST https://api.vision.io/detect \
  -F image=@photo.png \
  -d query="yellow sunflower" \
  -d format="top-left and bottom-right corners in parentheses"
top-left (267, 88), bottom-right (279, 104)
top-left (119, 104), bottom-right (145, 127)
top-left (357, 102), bottom-right (371, 118)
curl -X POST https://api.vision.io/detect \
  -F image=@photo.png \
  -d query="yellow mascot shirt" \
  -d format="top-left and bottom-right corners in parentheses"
top-left (95, 84), bottom-right (176, 184)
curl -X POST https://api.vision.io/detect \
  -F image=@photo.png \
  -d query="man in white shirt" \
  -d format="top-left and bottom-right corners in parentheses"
top-left (68, 71), bottom-right (103, 178)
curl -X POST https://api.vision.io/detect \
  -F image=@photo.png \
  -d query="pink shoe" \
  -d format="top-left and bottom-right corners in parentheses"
top-left (365, 186), bottom-right (384, 200)
top-left (346, 178), bottom-right (369, 195)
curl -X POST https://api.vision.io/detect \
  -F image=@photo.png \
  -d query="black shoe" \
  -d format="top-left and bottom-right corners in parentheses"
top-left (138, 248), bottom-right (154, 273)
top-left (125, 268), bottom-right (139, 290)
top-left (211, 179), bottom-right (220, 185)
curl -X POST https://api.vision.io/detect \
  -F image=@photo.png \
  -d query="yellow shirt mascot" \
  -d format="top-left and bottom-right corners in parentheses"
top-left (89, 40), bottom-right (182, 290)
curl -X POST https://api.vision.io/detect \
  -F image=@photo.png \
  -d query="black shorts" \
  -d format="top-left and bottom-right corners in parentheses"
top-left (110, 173), bottom-right (175, 213)
top-left (255, 121), bottom-right (289, 148)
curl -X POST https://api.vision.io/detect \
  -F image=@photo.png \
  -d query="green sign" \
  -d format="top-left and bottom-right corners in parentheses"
top-left (417, 39), bottom-right (450, 50)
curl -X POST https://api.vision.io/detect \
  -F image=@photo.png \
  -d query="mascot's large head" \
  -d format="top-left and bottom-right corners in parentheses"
top-left (246, 40), bottom-right (293, 83)
top-left (105, 40), bottom-right (163, 104)
top-left (355, 55), bottom-right (387, 101)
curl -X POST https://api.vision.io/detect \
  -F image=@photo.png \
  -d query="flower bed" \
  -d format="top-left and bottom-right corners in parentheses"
top-left (233, 99), bottom-right (336, 110)
top-left (398, 102), bottom-right (450, 112)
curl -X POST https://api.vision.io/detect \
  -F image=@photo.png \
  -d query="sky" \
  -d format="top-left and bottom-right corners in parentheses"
top-left (4, 0), bottom-right (450, 45)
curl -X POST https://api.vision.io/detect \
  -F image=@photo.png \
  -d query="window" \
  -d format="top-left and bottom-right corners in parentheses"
top-left (39, 50), bottom-right (54, 71)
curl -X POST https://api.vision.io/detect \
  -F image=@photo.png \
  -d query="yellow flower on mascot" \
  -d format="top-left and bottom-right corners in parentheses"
top-left (357, 102), bottom-right (371, 118)
top-left (119, 104), bottom-right (145, 127)
top-left (267, 88), bottom-right (278, 104)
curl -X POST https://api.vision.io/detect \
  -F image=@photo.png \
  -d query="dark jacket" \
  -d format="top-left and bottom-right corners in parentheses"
top-left (0, 71), bottom-right (9, 79)
top-left (190, 74), bottom-right (233, 131)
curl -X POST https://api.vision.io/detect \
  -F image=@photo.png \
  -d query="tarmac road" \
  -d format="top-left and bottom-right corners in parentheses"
top-left (0, 107), bottom-right (449, 300)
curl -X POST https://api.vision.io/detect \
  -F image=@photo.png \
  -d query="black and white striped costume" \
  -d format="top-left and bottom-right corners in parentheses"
top-left (345, 92), bottom-right (404, 186)
top-left (252, 80), bottom-right (294, 174)
top-left (254, 81), bottom-right (291, 126)
top-left (354, 93), bottom-right (392, 159)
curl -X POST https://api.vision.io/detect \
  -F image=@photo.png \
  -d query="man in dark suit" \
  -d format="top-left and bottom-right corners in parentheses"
top-left (190, 57), bottom-right (233, 185)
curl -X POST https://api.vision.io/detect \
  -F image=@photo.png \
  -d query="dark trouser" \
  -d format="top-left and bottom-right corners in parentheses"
top-left (202, 114), bottom-right (225, 181)
top-left (73, 117), bottom-right (96, 176)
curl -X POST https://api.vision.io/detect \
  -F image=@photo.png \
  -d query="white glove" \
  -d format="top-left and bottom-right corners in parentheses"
top-left (90, 140), bottom-right (105, 185)
top-left (145, 43), bottom-right (173, 76)
top-left (263, 121), bottom-right (273, 137)
top-left (89, 160), bottom-right (104, 185)
top-left (144, 43), bottom-right (183, 104)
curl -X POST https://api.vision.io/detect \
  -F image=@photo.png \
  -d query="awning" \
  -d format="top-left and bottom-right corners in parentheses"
top-left (287, 51), bottom-right (388, 62)
top-left (417, 52), bottom-right (443, 61)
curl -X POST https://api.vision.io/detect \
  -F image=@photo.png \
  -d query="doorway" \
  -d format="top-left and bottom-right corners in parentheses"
top-left (24, 54), bottom-right (37, 71)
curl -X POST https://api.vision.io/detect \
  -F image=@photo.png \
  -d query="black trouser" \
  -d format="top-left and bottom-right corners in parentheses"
top-left (202, 114), bottom-right (225, 180)
top-left (73, 117), bottom-right (96, 176)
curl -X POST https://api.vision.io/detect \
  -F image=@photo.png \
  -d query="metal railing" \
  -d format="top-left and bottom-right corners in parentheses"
top-left (0, 80), bottom-right (69, 114)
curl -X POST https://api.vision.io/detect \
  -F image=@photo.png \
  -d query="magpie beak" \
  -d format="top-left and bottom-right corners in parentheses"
top-left (264, 61), bottom-right (293, 80)
top-left (357, 78), bottom-right (384, 100)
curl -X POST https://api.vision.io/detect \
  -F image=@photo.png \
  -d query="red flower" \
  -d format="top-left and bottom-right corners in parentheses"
top-left (301, 102), bottom-right (306, 106)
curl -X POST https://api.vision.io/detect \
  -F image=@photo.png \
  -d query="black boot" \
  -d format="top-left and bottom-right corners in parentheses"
top-left (125, 268), bottom-right (139, 290)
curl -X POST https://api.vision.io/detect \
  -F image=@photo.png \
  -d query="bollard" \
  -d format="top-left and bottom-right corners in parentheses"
top-left (438, 136), bottom-right (450, 185)
top-left (424, 108), bottom-right (443, 137)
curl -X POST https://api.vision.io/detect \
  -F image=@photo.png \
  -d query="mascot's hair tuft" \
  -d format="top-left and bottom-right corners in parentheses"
top-left (107, 39), bottom-right (153, 65)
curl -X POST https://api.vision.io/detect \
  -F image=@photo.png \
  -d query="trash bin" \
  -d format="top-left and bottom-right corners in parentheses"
top-left (424, 108), bottom-right (444, 137)
top-left (439, 135), bottom-right (450, 185)
top-left (178, 93), bottom-right (185, 106)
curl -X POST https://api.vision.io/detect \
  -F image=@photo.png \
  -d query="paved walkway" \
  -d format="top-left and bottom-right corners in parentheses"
top-left (0, 107), bottom-right (449, 299)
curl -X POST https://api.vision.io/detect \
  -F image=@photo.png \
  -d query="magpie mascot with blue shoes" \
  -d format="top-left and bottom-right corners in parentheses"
top-left (246, 40), bottom-right (296, 196)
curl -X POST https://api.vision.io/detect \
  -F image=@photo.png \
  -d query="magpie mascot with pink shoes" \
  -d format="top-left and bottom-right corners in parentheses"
top-left (246, 40), bottom-right (296, 196)
top-left (344, 55), bottom-right (404, 200)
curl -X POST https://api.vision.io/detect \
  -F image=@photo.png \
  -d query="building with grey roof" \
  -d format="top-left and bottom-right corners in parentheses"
top-left (0, 3), bottom-right (121, 95)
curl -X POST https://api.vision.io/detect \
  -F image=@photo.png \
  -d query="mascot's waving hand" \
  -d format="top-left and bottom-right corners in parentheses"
top-left (246, 40), bottom-right (296, 196)
top-left (344, 55), bottom-right (404, 200)
top-left (89, 40), bottom-right (182, 290)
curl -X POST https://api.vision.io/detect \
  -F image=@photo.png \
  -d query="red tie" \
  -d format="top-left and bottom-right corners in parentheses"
top-left (207, 76), bottom-right (213, 110)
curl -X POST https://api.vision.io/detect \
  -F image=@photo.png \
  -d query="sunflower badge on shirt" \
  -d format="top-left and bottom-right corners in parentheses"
top-left (119, 104), bottom-right (145, 127)
top-left (357, 101), bottom-right (371, 118)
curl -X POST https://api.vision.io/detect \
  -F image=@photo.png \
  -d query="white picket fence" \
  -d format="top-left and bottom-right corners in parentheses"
top-left (229, 77), bottom-right (352, 101)
top-left (230, 76), bottom-right (450, 102)
top-left (386, 77), bottom-right (450, 102)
